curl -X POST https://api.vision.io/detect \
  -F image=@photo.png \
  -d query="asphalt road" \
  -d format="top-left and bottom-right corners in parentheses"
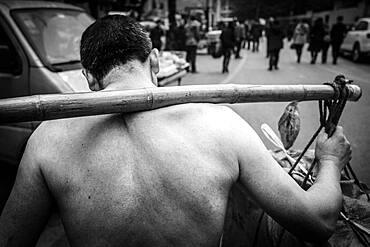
top-left (183, 39), bottom-right (370, 185)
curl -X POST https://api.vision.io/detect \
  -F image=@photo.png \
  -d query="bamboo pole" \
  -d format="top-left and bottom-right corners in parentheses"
top-left (0, 84), bottom-right (362, 123)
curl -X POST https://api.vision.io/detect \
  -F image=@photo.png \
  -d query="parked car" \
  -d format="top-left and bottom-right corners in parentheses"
top-left (340, 18), bottom-right (370, 62)
top-left (0, 0), bottom-right (94, 166)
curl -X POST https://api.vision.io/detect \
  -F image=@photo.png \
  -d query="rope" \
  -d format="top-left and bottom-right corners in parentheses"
top-left (255, 76), bottom-right (370, 246)
top-left (298, 75), bottom-right (369, 201)
top-left (291, 75), bottom-right (370, 246)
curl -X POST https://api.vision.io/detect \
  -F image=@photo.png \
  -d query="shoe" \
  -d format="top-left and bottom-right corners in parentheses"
top-left (274, 66), bottom-right (279, 70)
top-left (225, 68), bottom-right (229, 73)
top-left (268, 67), bottom-right (272, 71)
top-left (333, 60), bottom-right (337, 65)
top-left (310, 60), bottom-right (315, 64)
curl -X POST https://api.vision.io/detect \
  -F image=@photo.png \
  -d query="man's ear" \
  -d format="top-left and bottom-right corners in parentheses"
top-left (149, 48), bottom-right (160, 75)
top-left (82, 69), bottom-right (100, 91)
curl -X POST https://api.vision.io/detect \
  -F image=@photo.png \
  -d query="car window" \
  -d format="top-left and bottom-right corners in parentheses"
top-left (355, 21), bottom-right (368, 31)
top-left (12, 9), bottom-right (94, 69)
top-left (0, 22), bottom-right (22, 75)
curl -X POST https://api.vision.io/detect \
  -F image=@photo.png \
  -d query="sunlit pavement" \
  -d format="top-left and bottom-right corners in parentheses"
top-left (180, 38), bottom-right (370, 185)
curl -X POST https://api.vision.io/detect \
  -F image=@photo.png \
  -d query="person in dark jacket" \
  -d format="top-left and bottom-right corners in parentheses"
top-left (150, 20), bottom-right (164, 51)
top-left (234, 20), bottom-right (245, 58)
top-left (321, 17), bottom-right (331, 64)
top-left (251, 20), bottom-right (262, 52)
top-left (330, 16), bottom-right (347, 64)
top-left (185, 16), bottom-right (200, 73)
top-left (309, 18), bottom-right (325, 64)
top-left (174, 19), bottom-right (186, 51)
top-left (220, 22), bottom-right (235, 73)
top-left (266, 20), bottom-right (284, 71)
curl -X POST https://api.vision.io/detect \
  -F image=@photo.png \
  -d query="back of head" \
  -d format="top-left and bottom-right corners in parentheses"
top-left (337, 16), bottom-right (343, 23)
top-left (80, 15), bottom-right (152, 82)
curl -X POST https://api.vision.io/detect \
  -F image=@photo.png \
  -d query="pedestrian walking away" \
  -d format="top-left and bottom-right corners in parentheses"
top-left (234, 20), bottom-right (245, 59)
top-left (291, 20), bottom-right (309, 63)
top-left (185, 16), bottom-right (200, 73)
top-left (0, 14), bottom-right (352, 247)
top-left (330, 16), bottom-right (347, 65)
top-left (309, 18), bottom-right (325, 64)
top-left (220, 21), bottom-right (236, 73)
top-left (174, 18), bottom-right (186, 51)
top-left (244, 20), bottom-right (252, 50)
top-left (251, 19), bottom-right (262, 52)
top-left (266, 19), bottom-right (284, 70)
top-left (321, 16), bottom-right (331, 64)
top-left (149, 20), bottom-right (164, 51)
top-left (265, 17), bottom-right (275, 58)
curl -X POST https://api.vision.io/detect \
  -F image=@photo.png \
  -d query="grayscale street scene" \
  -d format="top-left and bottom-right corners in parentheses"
top-left (0, 0), bottom-right (370, 246)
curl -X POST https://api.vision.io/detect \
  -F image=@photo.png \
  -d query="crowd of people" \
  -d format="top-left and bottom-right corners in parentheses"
top-left (219, 16), bottom-right (348, 72)
top-left (291, 16), bottom-right (347, 65)
top-left (145, 15), bottom-right (349, 75)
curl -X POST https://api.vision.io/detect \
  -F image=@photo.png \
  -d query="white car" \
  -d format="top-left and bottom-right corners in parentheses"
top-left (341, 18), bottom-right (370, 62)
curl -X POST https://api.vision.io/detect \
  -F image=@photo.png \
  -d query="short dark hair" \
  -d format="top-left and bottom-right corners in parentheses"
top-left (337, 16), bottom-right (343, 22)
top-left (80, 15), bottom-right (152, 82)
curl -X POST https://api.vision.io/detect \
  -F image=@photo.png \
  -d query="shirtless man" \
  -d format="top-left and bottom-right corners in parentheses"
top-left (0, 15), bottom-right (351, 246)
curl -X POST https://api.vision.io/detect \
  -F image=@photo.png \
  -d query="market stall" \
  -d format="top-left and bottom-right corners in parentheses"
top-left (157, 51), bottom-right (189, 87)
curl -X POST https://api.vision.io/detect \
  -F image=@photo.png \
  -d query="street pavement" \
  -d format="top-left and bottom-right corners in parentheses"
top-left (179, 38), bottom-right (370, 185)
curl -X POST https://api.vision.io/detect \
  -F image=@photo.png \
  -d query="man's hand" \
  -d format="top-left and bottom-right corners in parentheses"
top-left (315, 126), bottom-right (352, 171)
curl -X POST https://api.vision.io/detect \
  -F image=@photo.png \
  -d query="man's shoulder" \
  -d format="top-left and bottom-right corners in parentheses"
top-left (28, 116), bottom-right (96, 155)
top-left (162, 103), bottom-right (238, 122)
top-left (161, 103), bottom-right (248, 135)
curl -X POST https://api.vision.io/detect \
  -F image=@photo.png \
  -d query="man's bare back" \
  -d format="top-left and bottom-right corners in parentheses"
top-left (0, 15), bottom-right (351, 246)
top-left (14, 104), bottom-right (239, 246)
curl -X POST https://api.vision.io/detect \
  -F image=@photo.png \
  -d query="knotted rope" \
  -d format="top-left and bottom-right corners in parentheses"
top-left (287, 75), bottom-right (369, 200)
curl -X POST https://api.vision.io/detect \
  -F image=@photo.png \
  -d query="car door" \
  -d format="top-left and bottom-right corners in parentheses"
top-left (358, 21), bottom-right (370, 52)
top-left (0, 14), bottom-right (33, 166)
top-left (352, 21), bottom-right (368, 50)
top-left (342, 24), bottom-right (357, 51)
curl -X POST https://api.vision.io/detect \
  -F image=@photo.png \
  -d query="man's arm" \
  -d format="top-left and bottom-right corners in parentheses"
top-left (0, 134), bottom-right (53, 246)
top-left (224, 109), bottom-right (350, 242)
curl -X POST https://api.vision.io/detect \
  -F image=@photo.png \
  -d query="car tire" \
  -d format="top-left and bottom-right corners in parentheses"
top-left (352, 44), bottom-right (362, 63)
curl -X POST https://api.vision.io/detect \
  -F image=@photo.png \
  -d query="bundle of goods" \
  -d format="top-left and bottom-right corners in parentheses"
top-left (157, 51), bottom-right (188, 78)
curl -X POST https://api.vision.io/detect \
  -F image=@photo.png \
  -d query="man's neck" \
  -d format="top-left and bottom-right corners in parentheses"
top-left (102, 64), bottom-right (156, 91)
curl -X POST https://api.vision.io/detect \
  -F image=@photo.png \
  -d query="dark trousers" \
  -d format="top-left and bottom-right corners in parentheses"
top-left (222, 48), bottom-right (232, 73)
top-left (310, 50), bottom-right (320, 64)
top-left (235, 40), bottom-right (242, 58)
top-left (269, 49), bottom-right (280, 69)
top-left (186, 45), bottom-right (197, 72)
top-left (321, 42), bottom-right (330, 63)
top-left (252, 38), bottom-right (259, 52)
top-left (332, 42), bottom-right (341, 64)
top-left (295, 44), bottom-right (304, 63)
